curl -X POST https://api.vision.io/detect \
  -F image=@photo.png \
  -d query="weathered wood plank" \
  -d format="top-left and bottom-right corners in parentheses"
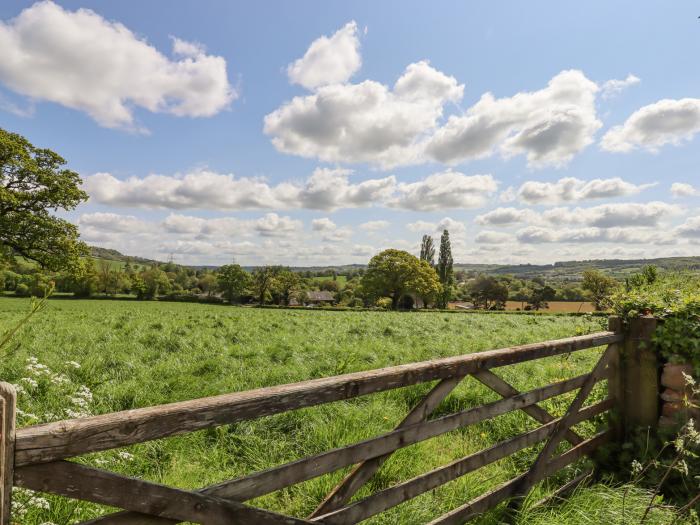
top-left (15, 331), bottom-right (621, 466)
top-left (83, 374), bottom-right (598, 525)
top-left (310, 375), bottom-right (466, 518)
top-left (472, 369), bottom-right (584, 446)
top-left (14, 461), bottom-right (313, 525)
top-left (514, 344), bottom-right (614, 499)
top-left (426, 430), bottom-right (612, 525)
top-left (314, 399), bottom-right (612, 525)
top-left (0, 383), bottom-right (16, 525)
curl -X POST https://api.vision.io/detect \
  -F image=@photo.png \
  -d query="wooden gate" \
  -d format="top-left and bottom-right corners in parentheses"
top-left (0, 316), bottom-right (659, 524)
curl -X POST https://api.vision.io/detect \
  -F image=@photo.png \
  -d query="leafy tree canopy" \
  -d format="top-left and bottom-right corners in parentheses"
top-left (361, 249), bottom-right (441, 310)
top-left (0, 128), bottom-right (88, 271)
top-left (216, 264), bottom-right (250, 304)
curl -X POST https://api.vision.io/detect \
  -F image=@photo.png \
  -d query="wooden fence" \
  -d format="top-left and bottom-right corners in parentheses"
top-left (0, 316), bottom-right (660, 524)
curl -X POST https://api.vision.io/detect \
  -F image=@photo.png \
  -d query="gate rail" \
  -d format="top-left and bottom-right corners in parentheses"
top-left (0, 316), bottom-right (660, 524)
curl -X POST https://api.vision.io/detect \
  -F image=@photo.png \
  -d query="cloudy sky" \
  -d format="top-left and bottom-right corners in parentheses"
top-left (1, 1), bottom-right (699, 266)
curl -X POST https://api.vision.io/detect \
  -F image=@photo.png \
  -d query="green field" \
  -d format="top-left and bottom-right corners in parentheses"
top-left (0, 298), bottom-right (682, 524)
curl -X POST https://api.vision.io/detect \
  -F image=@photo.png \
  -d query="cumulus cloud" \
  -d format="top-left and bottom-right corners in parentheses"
top-left (0, 1), bottom-right (234, 130)
top-left (426, 70), bottom-right (601, 167)
top-left (287, 21), bottom-right (361, 89)
top-left (516, 177), bottom-right (655, 204)
top-left (475, 207), bottom-right (538, 226)
top-left (84, 167), bottom-right (499, 212)
top-left (359, 220), bottom-right (390, 232)
top-left (265, 60), bottom-right (463, 169)
top-left (78, 212), bottom-right (150, 233)
top-left (671, 182), bottom-right (700, 198)
top-left (84, 168), bottom-right (396, 212)
top-left (676, 217), bottom-right (700, 239)
top-left (310, 217), bottom-right (352, 241)
top-left (406, 217), bottom-right (466, 235)
top-left (475, 231), bottom-right (514, 244)
top-left (600, 74), bottom-right (640, 99)
top-left (387, 171), bottom-right (497, 211)
top-left (311, 217), bottom-right (336, 231)
top-left (516, 226), bottom-right (671, 245)
top-left (601, 98), bottom-right (700, 153)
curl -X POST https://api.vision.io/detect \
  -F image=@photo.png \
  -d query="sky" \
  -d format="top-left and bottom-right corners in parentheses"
top-left (1, 1), bottom-right (699, 267)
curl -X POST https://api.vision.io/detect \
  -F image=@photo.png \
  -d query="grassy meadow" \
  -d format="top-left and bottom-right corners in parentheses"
top-left (0, 298), bottom-right (684, 524)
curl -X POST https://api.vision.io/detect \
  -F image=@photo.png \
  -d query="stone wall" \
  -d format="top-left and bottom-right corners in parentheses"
top-left (659, 362), bottom-right (699, 427)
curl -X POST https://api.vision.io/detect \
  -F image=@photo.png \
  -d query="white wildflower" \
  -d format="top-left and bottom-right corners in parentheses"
top-left (117, 451), bottom-right (135, 461)
top-left (19, 377), bottom-right (38, 388)
top-left (65, 360), bottom-right (81, 369)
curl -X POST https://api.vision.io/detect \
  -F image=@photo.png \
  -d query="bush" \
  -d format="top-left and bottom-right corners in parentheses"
top-left (14, 283), bottom-right (30, 297)
top-left (612, 271), bottom-right (700, 372)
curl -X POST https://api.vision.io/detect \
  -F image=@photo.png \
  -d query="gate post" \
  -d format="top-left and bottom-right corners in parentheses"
top-left (607, 316), bottom-right (624, 441)
top-left (0, 383), bottom-right (16, 525)
top-left (621, 316), bottom-right (659, 436)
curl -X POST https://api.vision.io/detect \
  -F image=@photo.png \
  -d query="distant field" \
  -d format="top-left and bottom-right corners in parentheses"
top-left (505, 301), bottom-right (597, 313)
top-left (0, 298), bottom-right (678, 524)
top-left (309, 274), bottom-right (348, 286)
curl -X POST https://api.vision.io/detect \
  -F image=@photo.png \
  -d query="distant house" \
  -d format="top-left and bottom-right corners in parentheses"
top-left (305, 290), bottom-right (335, 306)
top-left (448, 301), bottom-right (475, 310)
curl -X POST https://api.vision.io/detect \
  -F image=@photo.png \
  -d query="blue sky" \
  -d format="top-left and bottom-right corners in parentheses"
top-left (1, 1), bottom-right (699, 266)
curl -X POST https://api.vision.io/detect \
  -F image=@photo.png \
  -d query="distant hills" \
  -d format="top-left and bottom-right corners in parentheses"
top-left (89, 246), bottom-right (700, 283)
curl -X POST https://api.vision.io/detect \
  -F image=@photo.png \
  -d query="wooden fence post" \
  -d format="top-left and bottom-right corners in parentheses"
top-left (0, 382), bottom-right (15, 525)
top-left (621, 316), bottom-right (659, 435)
top-left (607, 316), bottom-right (624, 441)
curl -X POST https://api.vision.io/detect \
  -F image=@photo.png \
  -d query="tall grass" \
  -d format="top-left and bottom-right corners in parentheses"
top-left (0, 298), bottom-right (687, 524)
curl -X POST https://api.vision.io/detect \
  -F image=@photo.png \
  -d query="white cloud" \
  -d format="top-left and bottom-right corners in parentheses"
top-left (388, 171), bottom-right (497, 211)
top-left (84, 168), bottom-right (396, 212)
top-left (516, 226), bottom-right (671, 245)
top-left (600, 74), bottom-right (640, 99)
top-left (676, 217), bottom-right (700, 239)
top-left (253, 213), bottom-right (303, 237)
top-left (601, 98), bottom-right (700, 153)
top-left (426, 70), bottom-right (601, 167)
top-left (671, 182), bottom-right (700, 198)
top-left (78, 212), bottom-right (149, 233)
top-left (406, 217), bottom-right (465, 235)
top-left (0, 1), bottom-right (234, 130)
top-left (265, 60), bottom-right (463, 169)
top-left (311, 217), bottom-right (336, 231)
top-left (475, 231), bottom-right (514, 244)
top-left (359, 220), bottom-right (390, 232)
top-left (475, 207), bottom-right (538, 226)
top-left (517, 177), bottom-right (655, 204)
top-left (287, 21), bottom-right (361, 89)
top-left (84, 167), bottom-right (499, 213)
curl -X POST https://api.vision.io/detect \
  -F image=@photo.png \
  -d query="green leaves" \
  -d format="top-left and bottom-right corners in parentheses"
top-left (0, 128), bottom-right (89, 271)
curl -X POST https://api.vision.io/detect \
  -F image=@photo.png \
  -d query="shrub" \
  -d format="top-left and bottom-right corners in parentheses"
top-left (14, 283), bottom-right (30, 297)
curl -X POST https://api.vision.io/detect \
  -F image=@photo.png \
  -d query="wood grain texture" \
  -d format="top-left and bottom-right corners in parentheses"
top-left (15, 331), bottom-right (621, 466)
top-left (82, 374), bottom-right (597, 525)
top-left (426, 430), bottom-right (612, 525)
top-left (310, 375), bottom-right (466, 518)
top-left (0, 383), bottom-right (16, 525)
top-left (314, 399), bottom-right (612, 525)
top-left (15, 460), bottom-right (312, 525)
top-left (472, 369), bottom-right (583, 446)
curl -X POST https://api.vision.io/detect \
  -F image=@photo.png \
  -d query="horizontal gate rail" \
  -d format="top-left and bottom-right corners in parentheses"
top-left (0, 326), bottom-right (632, 525)
top-left (14, 331), bottom-right (622, 467)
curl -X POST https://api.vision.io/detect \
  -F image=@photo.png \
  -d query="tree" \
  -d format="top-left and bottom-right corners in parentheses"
top-left (436, 230), bottom-right (454, 308)
top-left (216, 264), bottom-right (249, 304)
top-left (526, 285), bottom-right (556, 311)
top-left (582, 269), bottom-right (618, 311)
top-left (136, 267), bottom-right (171, 300)
top-left (251, 266), bottom-right (276, 305)
top-left (470, 275), bottom-right (509, 310)
top-left (0, 128), bottom-right (89, 271)
top-left (361, 249), bottom-right (441, 310)
top-left (419, 235), bottom-right (435, 267)
top-left (69, 259), bottom-right (98, 298)
top-left (410, 259), bottom-right (443, 307)
top-left (273, 270), bottom-right (301, 306)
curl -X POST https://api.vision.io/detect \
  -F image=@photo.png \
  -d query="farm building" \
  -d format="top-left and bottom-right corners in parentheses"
top-left (304, 290), bottom-right (335, 306)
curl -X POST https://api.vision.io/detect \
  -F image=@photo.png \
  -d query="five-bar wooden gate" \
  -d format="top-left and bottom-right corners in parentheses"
top-left (0, 316), bottom-right (660, 524)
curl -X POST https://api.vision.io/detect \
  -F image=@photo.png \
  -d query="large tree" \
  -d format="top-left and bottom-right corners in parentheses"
top-left (216, 264), bottom-right (249, 304)
top-left (361, 249), bottom-right (441, 310)
top-left (470, 275), bottom-right (509, 310)
top-left (273, 269), bottom-right (301, 306)
top-left (251, 266), bottom-right (276, 305)
top-left (436, 229), bottom-right (454, 308)
top-left (419, 235), bottom-right (435, 267)
top-left (0, 128), bottom-right (88, 271)
top-left (582, 269), bottom-right (618, 311)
